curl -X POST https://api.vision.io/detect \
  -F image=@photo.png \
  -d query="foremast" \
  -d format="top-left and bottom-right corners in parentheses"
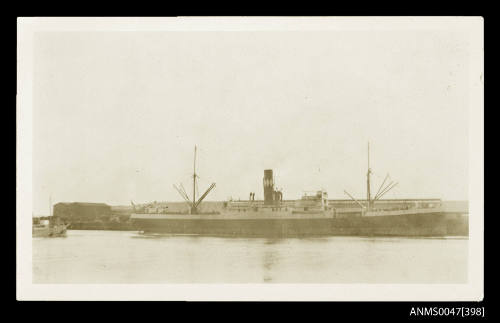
top-left (193, 145), bottom-right (197, 213)
top-left (173, 145), bottom-right (216, 214)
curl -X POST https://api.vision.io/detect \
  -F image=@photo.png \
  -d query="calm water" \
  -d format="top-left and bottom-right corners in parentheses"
top-left (33, 230), bottom-right (468, 284)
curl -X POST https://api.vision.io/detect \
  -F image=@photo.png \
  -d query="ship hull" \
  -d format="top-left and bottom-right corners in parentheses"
top-left (132, 212), bottom-right (468, 237)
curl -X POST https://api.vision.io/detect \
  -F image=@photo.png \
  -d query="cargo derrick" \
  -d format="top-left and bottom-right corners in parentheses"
top-left (173, 145), bottom-right (216, 214)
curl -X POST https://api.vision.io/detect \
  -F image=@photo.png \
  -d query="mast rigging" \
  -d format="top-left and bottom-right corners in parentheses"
top-left (343, 142), bottom-right (398, 213)
top-left (173, 145), bottom-right (216, 214)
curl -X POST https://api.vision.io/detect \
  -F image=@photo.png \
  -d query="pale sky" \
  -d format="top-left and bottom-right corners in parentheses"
top-left (32, 30), bottom-right (470, 214)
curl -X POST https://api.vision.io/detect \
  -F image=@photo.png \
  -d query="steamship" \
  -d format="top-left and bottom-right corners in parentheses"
top-left (130, 146), bottom-right (469, 237)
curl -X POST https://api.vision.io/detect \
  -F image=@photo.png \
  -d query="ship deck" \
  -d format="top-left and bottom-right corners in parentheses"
top-left (130, 206), bottom-right (460, 220)
top-left (131, 210), bottom-right (332, 220)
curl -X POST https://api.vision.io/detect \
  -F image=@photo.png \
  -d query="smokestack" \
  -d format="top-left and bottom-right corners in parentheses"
top-left (263, 169), bottom-right (274, 205)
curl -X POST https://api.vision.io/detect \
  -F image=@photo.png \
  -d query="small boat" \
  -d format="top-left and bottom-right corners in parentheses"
top-left (33, 196), bottom-right (69, 237)
top-left (32, 219), bottom-right (69, 237)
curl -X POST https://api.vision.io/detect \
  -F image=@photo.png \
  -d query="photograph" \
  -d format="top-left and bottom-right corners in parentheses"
top-left (17, 17), bottom-right (484, 301)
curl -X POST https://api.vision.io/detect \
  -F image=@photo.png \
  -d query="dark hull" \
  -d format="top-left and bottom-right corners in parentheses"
top-left (32, 224), bottom-right (68, 237)
top-left (132, 213), bottom-right (468, 237)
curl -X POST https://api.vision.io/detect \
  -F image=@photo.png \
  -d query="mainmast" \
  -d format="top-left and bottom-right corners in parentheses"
top-left (344, 142), bottom-right (398, 212)
top-left (367, 142), bottom-right (371, 209)
top-left (193, 145), bottom-right (197, 208)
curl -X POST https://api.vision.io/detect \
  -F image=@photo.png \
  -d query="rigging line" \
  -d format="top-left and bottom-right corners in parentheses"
top-left (179, 183), bottom-right (190, 201)
top-left (375, 182), bottom-right (399, 201)
top-left (375, 181), bottom-right (394, 199)
top-left (194, 183), bottom-right (216, 208)
top-left (343, 190), bottom-right (366, 209)
top-left (179, 183), bottom-right (187, 195)
top-left (375, 180), bottom-right (394, 200)
top-left (196, 180), bottom-right (199, 199)
top-left (374, 174), bottom-right (390, 200)
top-left (173, 184), bottom-right (191, 204)
top-left (177, 186), bottom-right (190, 202)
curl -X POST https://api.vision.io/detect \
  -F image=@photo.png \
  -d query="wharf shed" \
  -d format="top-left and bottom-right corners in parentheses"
top-left (53, 202), bottom-right (112, 221)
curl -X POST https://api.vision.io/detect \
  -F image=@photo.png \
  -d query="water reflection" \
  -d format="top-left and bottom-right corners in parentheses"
top-left (33, 230), bottom-right (468, 284)
top-left (261, 239), bottom-right (282, 282)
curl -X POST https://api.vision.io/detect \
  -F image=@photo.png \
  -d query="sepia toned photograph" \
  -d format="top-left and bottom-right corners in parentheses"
top-left (17, 17), bottom-right (483, 301)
